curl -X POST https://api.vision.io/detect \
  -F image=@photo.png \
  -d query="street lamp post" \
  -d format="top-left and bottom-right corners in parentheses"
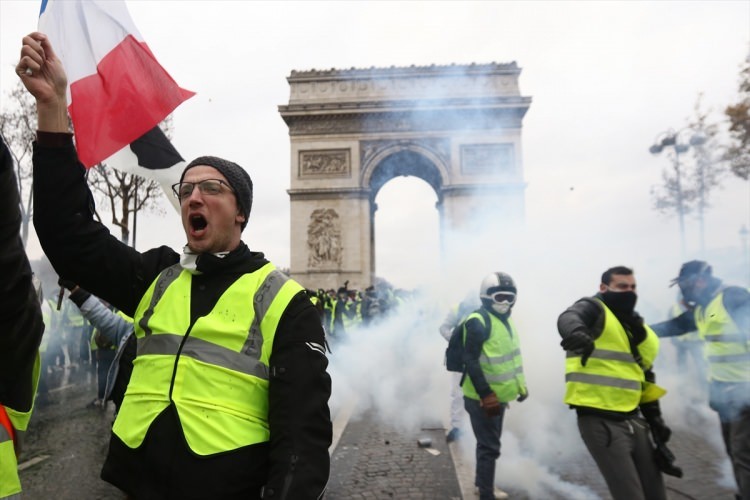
top-left (649, 128), bottom-right (706, 259)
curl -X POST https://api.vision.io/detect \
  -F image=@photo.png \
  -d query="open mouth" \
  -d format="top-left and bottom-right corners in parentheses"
top-left (190, 214), bottom-right (208, 232)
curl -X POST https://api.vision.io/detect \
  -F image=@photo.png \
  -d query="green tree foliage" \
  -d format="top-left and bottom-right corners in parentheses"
top-left (724, 57), bottom-right (750, 180)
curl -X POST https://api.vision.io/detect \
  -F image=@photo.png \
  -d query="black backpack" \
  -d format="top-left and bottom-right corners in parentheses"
top-left (445, 307), bottom-right (491, 373)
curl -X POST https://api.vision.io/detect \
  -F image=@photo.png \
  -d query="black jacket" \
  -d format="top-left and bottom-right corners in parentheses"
top-left (32, 134), bottom-right (331, 499)
top-left (557, 295), bottom-right (660, 420)
top-left (0, 136), bottom-right (44, 413)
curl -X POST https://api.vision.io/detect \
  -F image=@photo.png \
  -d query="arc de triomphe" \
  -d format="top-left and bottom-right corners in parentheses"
top-left (278, 63), bottom-right (531, 290)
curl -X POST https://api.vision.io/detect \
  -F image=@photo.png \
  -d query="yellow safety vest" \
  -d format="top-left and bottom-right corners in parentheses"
top-left (565, 300), bottom-right (664, 411)
top-left (112, 263), bottom-right (303, 456)
top-left (115, 309), bottom-right (134, 324)
top-left (0, 354), bottom-right (41, 499)
top-left (694, 291), bottom-right (750, 383)
top-left (462, 311), bottom-right (526, 402)
top-left (330, 299), bottom-right (352, 333)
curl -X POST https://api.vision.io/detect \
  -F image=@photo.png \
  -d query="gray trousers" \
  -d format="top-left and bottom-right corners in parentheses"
top-left (464, 397), bottom-right (505, 500)
top-left (719, 405), bottom-right (750, 499)
top-left (577, 414), bottom-right (666, 500)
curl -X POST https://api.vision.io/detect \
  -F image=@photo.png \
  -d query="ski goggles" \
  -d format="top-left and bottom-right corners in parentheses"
top-left (491, 292), bottom-right (516, 304)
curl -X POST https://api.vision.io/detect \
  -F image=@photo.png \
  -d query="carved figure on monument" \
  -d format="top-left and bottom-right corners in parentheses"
top-left (307, 208), bottom-right (343, 268)
top-left (300, 150), bottom-right (350, 177)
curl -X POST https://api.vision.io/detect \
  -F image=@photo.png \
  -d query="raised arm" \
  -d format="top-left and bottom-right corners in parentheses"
top-left (17, 32), bottom-right (178, 316)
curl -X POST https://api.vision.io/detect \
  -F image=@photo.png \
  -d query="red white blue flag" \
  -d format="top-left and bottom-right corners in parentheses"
top-left (38, 0), bottom-right (193, 206)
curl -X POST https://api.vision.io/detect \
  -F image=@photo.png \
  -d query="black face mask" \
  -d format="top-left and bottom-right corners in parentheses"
top-left (602, 290), bottom-right (638, 314)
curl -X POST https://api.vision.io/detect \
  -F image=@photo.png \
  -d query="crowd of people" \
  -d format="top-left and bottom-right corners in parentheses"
top-left (304, 283), bottom-right (413, 343)
top-left (0, 31), bottom-right (747, 500)
top-left (440, 264), bottom-right (748, 500)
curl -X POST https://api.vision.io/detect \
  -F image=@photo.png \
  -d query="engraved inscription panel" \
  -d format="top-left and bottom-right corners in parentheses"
top-left (460, 144), bottom-right (514, 175)
top-left (307, 208), bottom-right (343, 269)
top-left (299, 149), bottom-right (351, 178)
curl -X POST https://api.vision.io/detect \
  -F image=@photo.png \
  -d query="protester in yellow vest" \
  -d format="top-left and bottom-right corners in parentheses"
top-left (0, 133), bottom-right (45, 499)
top-left (21, 33), bottom-right (331, 500)
top-left (462, 272), bottom-right (528, 500)
top-left (558, 266), bottom-right (678, 500)
top-left (330, 286), bottom-right (355, 340)
top-left (651, 260), bottom-right (750, 499)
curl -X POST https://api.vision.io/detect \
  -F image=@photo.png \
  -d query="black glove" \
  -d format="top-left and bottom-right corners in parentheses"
top-left (654, 441), bottom-right (683, 478)
top-left (641, 401), bottom-right (671, 443)
top-left (647, 415), bottom-right (672, 443)
top-left (560, 331), bottom-right (595, 366)
top-left (516, 389), bottom-right (529, 403)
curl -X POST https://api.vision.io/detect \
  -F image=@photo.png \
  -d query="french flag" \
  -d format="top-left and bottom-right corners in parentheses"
top-left (38, 0), bottom-right (193, 207)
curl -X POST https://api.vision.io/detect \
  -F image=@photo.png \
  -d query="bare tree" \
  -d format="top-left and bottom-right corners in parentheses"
top-left (87, 116), bottom-right (174, 246)
top-left (686, 95), bottom-right (724, 254)
top-left (724, 55), bottom-right (750, 180)
top-left (0, 81), bottom-right (38, 246)
top-left (650, 94), bottom-right (724, 256)
top-left (87, 164), bottom-right (165, 245)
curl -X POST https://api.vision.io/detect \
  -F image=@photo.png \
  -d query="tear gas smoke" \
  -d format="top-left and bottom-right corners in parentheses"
top-left (331, 202), bottom-right (744, 497)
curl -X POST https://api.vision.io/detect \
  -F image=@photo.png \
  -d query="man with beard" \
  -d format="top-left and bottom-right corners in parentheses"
top-left (557, 266), bottom-right (675, 500)
top-left (651, 260), bottom-right (749, 500)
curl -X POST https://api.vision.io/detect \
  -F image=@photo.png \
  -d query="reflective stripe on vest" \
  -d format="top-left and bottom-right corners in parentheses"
top-left (462, 311), bottom-right (526, 402)
top-left (113, 263), bottom-right (303, 455)
top-left (694, 291), bottom-right (750, 383)
top-left (564, 300), bottom-right (661, 412)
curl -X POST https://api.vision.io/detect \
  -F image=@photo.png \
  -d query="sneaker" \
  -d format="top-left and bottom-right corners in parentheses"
top-left (474, 486), bottom-right (509, 499)
top-left (446, 427), bottom-right (461, 443)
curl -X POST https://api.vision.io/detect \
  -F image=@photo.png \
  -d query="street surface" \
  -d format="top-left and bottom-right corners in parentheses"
top-left (18, 371), bottom-right (739, 499)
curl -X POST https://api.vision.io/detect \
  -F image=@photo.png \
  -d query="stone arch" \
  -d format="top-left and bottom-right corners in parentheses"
top-left (361, 144), bottom-right (449, 204)
top-left (280, 63), bottom-right (531, 290)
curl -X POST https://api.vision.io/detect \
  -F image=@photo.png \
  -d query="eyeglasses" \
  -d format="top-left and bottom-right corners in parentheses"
top-left (171, 179), bottom-right (234, 202)
top-left (491, 292), bottom-right (516, 304)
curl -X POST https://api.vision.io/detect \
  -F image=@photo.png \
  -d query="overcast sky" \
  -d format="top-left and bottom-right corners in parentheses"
top-left (1, 0), bottom-right (749, 296)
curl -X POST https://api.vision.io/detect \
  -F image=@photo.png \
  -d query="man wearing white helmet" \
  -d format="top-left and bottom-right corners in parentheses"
top-left (462, 272), bottom-right (528, 500)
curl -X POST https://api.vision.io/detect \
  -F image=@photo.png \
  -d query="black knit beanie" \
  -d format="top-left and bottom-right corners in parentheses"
top-left (181, 156), bottom-right (253, 230)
